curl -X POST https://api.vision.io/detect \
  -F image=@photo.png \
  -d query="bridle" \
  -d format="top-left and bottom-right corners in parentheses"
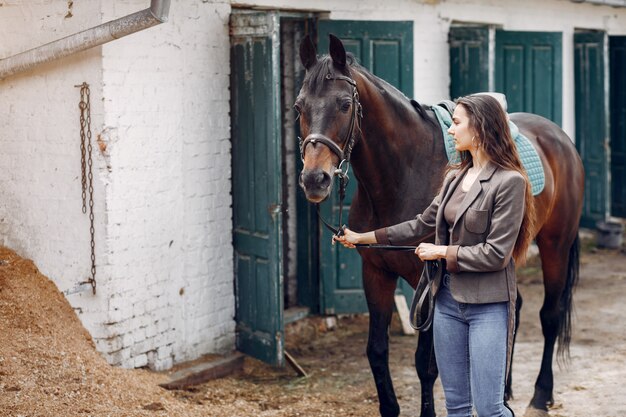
top-left (298, 72), bottom-right (362, 168)
top-left (298, 71), bottom-right (415, 252)
top-left (298, 71), bottom-right (362, 241)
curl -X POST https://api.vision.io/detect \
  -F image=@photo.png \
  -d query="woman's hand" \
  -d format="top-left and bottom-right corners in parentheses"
top-left (333, 228), bottom-right (377, 248)
top-left (333, 228), bottom-right (361, 248)
top-left (415, 243), bottom-right (447, 261)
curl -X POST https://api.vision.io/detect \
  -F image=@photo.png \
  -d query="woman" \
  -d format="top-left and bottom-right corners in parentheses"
top-left (335, 94), bottom-right (535, 417)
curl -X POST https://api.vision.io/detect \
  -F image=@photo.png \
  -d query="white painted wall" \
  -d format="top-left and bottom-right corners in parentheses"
top-left (235, 0), bottom-right (626, 141)
top-left (0, 0), bottom-right (234, 370)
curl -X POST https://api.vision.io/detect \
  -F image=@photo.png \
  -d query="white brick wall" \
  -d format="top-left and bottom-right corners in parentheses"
top-left (96, 0), bottom-right (235, 369)
top-left (0, 0), bottom-right (234, 370)
top-left (0, 0), bottom-right (111, 356)
top-left (1, 0), bottom-right (625, 371)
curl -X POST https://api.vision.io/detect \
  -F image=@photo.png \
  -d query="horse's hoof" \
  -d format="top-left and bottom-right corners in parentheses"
top-left (523, 407), bottom-right (549, 417)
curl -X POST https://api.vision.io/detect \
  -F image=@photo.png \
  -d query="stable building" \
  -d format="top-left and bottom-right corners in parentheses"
top-left (0, 0), bottom-right (625, 370)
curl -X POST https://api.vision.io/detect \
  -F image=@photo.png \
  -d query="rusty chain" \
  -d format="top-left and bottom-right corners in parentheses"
top-left (79, 100), bottom-right (87, 213)
top-left (77, 82), bottom-right (96, 294)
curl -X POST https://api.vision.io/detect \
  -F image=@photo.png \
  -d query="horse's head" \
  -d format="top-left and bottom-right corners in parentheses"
top-left (296, 34), bottom-right (361, 203)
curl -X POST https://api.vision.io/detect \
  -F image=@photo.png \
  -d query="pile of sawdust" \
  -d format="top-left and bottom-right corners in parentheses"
top-left (0, 246), bottom-right (384, 417)
top-left (0, 246), bottom-right (201, 417)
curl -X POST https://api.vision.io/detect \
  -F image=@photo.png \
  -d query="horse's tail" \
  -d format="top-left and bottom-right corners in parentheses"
top-left (556, 233), bottom-right (580, 363)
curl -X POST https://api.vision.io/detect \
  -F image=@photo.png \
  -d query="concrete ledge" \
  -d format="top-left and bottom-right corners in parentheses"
top-left (159, 352), bottom-right (244, 390)
top-left (284, 306), bottom-right (310, 324)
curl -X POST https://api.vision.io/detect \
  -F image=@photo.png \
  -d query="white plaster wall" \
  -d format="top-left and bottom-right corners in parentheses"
top-left (0, 0), bottom-right (234, 370)
top-left (235, 0), bottom-right (626, 141)
top-left (435, 0), bottom-right (626, 144)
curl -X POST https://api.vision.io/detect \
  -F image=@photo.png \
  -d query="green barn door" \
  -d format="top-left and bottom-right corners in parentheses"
top-left (317, 21), bottom-right (413, 314)
top-left (575, 32), bottom-right (609, 228)
top-left (496, 31), bottom-right (562, 125)
top-left (610, 36), bottom-right (626, 218)
top-left (449, 26), bottom-right (489, 99)
top-left (231, 11), bottom-right (284, 365)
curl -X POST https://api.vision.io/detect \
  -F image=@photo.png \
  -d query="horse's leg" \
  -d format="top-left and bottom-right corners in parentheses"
top-left (505, 288), bottom-right (523, 401)
top-left (529, 233), bottom-right (579, 413)
top-left (415, 326), bottom-right (438, 417)
top-left (363, 263), bottom-right (400, 417)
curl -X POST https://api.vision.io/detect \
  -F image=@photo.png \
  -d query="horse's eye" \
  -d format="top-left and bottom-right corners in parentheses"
top-left (340, 101), bottom-right (351, 113)
top-left (293, 102), bottom-right (303, 120)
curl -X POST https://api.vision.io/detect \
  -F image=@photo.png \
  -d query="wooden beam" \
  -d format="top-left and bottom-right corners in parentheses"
top-left (285, 350), bottom-right (308, 378)
top-left (160, 352), bottom-right (244, 390)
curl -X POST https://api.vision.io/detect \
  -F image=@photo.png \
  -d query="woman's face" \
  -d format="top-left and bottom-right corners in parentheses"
top-left (448, 104), bottom-right (475, 152)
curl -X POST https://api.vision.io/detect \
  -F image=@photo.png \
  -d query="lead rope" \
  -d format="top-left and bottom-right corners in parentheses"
top-left (77, 82), bottom-right (97, 294)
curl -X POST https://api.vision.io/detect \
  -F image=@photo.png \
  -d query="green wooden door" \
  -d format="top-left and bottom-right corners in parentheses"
top-left (231, 11), bottom-right (284, 365)
top-left (575, 32), bottom-right (608, 228)
top-left (317, 21), bottom-right (413, 314)
top-left (449, 26), bottom-right (489, 99)
top-left (610, 36), bottom-right (626, 218)
top-left (496, 31), bottom-right (562, 125)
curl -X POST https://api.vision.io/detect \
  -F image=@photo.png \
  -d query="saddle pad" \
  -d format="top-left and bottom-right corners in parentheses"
top-left (431, 104), bottom-right (545, 196)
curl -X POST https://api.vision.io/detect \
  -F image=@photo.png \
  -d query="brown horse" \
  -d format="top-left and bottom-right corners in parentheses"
top-left (296, 34), bottom-right (584, 417)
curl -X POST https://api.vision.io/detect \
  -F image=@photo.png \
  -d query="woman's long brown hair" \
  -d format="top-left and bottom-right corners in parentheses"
top-left (452, 94), bottom-right (536, 264)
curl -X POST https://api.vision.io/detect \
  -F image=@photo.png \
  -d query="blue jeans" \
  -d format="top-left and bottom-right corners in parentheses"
top-left (433, 277), bottom-right (513, 417)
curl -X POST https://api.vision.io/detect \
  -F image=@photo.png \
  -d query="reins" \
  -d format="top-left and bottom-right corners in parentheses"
top-left (316, 205), bottom-right (417, 251)
top-left (409, 259), bottom-right (439, 331)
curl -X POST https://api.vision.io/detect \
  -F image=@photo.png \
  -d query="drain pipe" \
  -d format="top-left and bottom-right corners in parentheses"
top-left (0, 0), bottom-right (171, 80)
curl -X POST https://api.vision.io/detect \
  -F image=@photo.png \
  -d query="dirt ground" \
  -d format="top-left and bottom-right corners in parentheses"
top-left (0, 238), bottom-right (625, 417)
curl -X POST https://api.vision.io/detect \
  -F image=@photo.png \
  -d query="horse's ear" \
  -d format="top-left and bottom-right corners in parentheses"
top-left (299, 35), bottom-right (317, 70)
top-left (329, 34), bottom-right (346, 68)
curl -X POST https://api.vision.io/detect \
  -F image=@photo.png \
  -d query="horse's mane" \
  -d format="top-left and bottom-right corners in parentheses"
top-left (304, 53), bottom-right (437, 129)
top-left (413, 100), bottom-right (439, 130)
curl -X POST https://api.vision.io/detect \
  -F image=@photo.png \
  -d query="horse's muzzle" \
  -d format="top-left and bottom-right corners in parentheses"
top-left (299, 169), bottom-right (332, 202)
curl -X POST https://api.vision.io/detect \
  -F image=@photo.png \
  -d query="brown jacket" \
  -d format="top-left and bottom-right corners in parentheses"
top-left (374, 160), bottom-right (525, 305)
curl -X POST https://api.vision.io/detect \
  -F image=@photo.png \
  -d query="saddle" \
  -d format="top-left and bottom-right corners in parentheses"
top-left (437, 99), bottom-right (456, 115)
top-left (429, 92), bottom-right (546, 195)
